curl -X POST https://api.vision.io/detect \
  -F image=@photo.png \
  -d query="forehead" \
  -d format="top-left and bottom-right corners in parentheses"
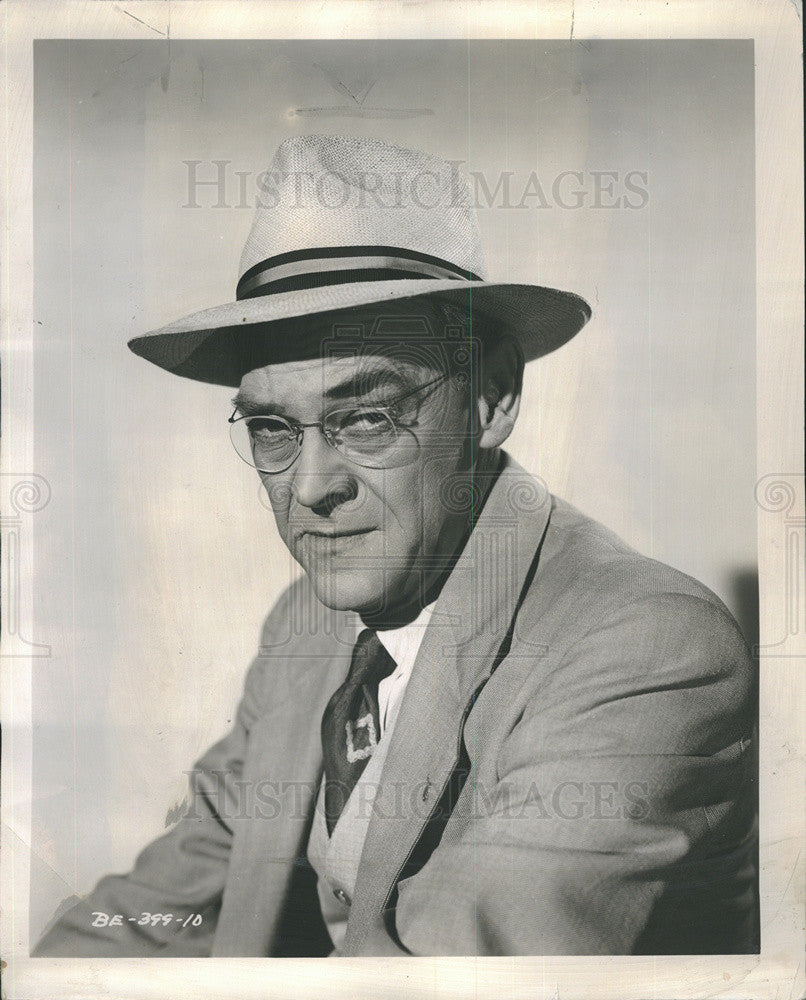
top-left (235, 351), bottom-right (436, 411)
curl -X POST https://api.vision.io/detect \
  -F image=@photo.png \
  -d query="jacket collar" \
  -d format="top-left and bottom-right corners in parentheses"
top-left (437, 450), bottom-right (552, 697)
top-left (343, 451), bottom-right (553, 952)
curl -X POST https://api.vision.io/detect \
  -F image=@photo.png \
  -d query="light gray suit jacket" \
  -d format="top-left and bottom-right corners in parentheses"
top-left (34, 454), bottom-right (758, 956)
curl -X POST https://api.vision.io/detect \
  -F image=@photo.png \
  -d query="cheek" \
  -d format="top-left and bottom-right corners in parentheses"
top-left (418, 460), bottom-right (454, 539)
top-left (417, 431), bottom-right (475, 542)
top-left (377, 458), bottom-right (455, 550)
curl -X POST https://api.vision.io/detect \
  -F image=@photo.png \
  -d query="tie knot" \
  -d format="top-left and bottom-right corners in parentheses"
top-left (348, 628), bottom-right (397, 686)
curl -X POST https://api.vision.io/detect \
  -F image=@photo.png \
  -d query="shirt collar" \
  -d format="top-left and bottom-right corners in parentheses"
top-left (373, 602), bottom-right (435, 680)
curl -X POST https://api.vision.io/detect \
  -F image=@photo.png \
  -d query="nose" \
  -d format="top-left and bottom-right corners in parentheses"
top-left (290, 424), bottom-right (358, 514)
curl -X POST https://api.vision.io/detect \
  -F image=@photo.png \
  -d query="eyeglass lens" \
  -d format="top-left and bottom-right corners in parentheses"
top-left (229, 406), bottom-right (418, 472)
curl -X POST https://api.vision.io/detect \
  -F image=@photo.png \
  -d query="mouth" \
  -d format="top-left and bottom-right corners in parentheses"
top-left (296, 527), bottom-right (377, 556)
top-left (299, 527), bottom-right (376, 540)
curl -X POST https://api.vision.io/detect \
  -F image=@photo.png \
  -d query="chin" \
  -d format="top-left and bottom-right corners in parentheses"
top-left (305, 566), bottom-right (390, 615)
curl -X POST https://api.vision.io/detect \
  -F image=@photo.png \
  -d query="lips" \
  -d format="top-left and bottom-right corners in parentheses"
top-left (299, 527), bottom-right (375, 540)
top-left (296, 527), bottom-right (376, 557)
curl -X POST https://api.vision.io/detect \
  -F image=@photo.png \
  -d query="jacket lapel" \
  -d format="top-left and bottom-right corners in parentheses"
top-left (343, 453), bottom-right (552, 953)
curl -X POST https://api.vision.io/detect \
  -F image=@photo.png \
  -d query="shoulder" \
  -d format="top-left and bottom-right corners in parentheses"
top-left (524, 494), bottom-right (754, 688)
top-left (256, 573), bottom-right (352, 649)
top-left (239, 575), bottom-right (350, 722)
top-left (535, 493), bottom-right (744, 639)
top-left (512, 494), bottom-right (756, 753)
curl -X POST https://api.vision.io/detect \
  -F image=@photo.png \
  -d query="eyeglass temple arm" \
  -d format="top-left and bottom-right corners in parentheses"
top-left (382, 370), bottom-right (452, 409)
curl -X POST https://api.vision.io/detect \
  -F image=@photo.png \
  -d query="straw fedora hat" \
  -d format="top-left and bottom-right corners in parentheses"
top-left (128, 134), bottom-right (591, 386)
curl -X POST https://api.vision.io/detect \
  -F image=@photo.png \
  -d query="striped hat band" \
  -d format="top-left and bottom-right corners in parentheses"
top-left (236, 245), bottom-right (482, 300)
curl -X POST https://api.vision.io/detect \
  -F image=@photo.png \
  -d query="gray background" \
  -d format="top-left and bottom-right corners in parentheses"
top-left (30, 39), bottom-right (755, 938)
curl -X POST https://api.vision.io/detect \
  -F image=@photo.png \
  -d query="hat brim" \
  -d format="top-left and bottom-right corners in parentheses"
top-left (127, 278), bottom-right (591, 387)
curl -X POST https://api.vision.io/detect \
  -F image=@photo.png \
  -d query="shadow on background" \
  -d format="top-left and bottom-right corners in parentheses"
top-left (730, 567), bottom-right (760, 655)
top-left (730, 565), bottom-right (760, 952)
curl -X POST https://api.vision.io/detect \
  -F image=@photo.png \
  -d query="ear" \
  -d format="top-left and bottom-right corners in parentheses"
top-left (475, 336), bottom-right (524, 448)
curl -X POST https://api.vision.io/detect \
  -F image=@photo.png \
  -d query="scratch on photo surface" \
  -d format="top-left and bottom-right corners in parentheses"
top-left (114, 5), bottom-right (167, 37)
top-left (160, 7), bottom-right (171, 92)
top-left (292, 107), bottom-right (434, 120)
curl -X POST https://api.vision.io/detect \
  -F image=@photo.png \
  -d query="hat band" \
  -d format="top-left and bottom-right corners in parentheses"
top-left (236, 245), bottom-right (482, 300)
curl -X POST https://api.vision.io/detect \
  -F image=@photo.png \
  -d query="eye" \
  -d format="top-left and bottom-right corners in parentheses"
top-left (338, 408), bottom-right (391, 433)
top-left (247, 417), bottom-right (295, 442)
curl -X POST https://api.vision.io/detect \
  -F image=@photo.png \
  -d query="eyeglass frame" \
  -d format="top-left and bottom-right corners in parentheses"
top-left (228, 370), bottom-right (455, 474)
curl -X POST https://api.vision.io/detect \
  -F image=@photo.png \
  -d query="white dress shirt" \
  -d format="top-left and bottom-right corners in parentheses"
top-left (375, 602), bottom-right (435, 737)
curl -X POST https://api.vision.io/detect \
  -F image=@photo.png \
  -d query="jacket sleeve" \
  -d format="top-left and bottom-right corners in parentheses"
top-left (381, 592), bottom-right (757, 955)
top-left (31, 599), bottom-right (285, 958)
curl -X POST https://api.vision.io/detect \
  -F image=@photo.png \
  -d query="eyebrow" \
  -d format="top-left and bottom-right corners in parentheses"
top-left (230, 366), bottom-right (415, 416)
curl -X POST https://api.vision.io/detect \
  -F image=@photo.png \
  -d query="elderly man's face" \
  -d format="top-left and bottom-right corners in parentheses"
top-left (234, 349), bottom-right (479, 619)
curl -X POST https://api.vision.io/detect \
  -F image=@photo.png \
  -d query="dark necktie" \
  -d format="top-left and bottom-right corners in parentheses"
top-left (321, 628), bottom-right (397, 836)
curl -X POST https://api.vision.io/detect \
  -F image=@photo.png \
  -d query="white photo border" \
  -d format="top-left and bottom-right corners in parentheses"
top-left (2, 2), bottom-right (803, 998)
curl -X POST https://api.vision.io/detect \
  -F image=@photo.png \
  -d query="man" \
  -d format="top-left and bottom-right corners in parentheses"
top-left (34, 134), bottom-right (758, 957)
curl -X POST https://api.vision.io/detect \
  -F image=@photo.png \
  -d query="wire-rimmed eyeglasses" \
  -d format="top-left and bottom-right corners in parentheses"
top-left (228, 372), bottom-right (451, 474)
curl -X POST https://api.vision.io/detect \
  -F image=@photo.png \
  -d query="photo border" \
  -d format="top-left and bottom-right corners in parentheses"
top-left (2, 2), bottom-right (803, 998)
